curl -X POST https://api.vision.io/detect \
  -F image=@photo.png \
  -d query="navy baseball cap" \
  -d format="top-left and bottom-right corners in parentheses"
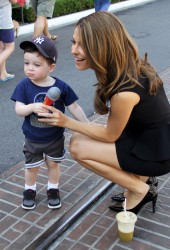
top-left (20, 36), bottom-right (57, 63)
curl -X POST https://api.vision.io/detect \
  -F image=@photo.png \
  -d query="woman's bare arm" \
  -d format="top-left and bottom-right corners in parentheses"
top-left (38, 92), bottom-right (140, 142)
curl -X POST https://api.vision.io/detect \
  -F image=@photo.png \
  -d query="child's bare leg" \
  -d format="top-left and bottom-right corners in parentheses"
top-left (25, 167), bottom-right (40, 186)
top-left (47, 159), bottom-right (60, 184)
top-left (22, 167), bottom-right (40, 210)
top-left (46, 159), bottom-right (61, 209)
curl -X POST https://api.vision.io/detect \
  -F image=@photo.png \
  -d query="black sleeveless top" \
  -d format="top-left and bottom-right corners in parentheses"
top-left (114, 77), bottom-right (170, 161)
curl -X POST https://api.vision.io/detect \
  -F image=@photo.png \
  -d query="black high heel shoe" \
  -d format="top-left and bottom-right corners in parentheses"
top-left (111, 177), bottom-right (158, 202)
top-left (109, 184), bottom-right (158, 214)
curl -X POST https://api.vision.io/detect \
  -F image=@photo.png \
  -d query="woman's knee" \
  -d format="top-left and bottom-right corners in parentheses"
top-left (69, 134), bottom-right (85, 160)
top-left (69, 137), bottom-right (80, 160)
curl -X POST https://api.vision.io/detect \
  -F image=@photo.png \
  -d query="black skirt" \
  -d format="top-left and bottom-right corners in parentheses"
top-left (116, 143), bottom-right (170, 176)
top-left (115, 126), bottom-right (170, 176)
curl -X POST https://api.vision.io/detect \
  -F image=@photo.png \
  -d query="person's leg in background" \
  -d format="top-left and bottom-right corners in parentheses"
top-left (100, 0), bottom-right (110, 11)
top-left (0, 29), bottom-right (15, 81)
top-left (94, 0), bottom-right (111, 12)
top-left (30, 0), bottom-right (57, 39)
top-left (33, 15), bottom-right (49, 37)
top-left (94, 0), bottom-right (101, 12)
top-left (0, 60), bottom-right (15, 81)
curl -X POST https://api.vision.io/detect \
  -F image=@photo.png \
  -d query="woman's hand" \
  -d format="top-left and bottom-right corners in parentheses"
top-left (38, 104), bottom-right (68, 127)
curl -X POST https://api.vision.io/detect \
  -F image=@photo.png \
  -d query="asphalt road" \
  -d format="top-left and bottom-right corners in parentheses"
top-left (0, 0), bottom-right (170, 173)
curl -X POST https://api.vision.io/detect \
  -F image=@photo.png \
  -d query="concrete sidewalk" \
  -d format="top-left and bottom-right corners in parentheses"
top-left (0, 67), bottom-right (170, 250)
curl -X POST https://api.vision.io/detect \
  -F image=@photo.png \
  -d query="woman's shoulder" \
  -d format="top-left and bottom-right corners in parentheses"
top-left (116, 76), bottom-right (148, 97)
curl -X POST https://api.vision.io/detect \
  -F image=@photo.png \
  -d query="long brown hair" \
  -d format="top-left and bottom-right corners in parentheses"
top-left (76, 12), bottom-right (162, 114)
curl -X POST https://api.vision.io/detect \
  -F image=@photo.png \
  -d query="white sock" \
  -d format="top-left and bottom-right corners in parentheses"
top-left (25, 183), bottom-right (36, 191)
top-left (47, 181), bottom-right (59, 190)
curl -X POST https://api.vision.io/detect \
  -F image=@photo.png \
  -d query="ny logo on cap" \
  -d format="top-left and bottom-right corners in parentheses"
top-left (34, 37), bottom-right (45, 44)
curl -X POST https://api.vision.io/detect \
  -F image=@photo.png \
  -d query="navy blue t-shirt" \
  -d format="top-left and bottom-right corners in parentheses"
top-left (11, 77), bottom-right (78, 142)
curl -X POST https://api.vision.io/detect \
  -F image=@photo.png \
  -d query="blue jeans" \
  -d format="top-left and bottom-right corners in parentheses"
top-left (94, 0), bottom-right (111, 12)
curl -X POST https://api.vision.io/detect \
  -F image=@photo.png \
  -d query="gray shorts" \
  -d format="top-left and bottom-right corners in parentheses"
top-left (23, 136), bottom-right (65, 168)
top-left (30, 0), bottom-right (56, 18)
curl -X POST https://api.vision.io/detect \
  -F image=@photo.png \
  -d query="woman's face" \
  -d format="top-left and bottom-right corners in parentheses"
top-left (71, 27), bottom-right (90, 71)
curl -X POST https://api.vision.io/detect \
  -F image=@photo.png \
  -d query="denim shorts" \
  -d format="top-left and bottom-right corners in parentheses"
top-left (0, 29), bottom-right (14, 43)
top-left (23, 136), bottom-right (65, 168)
top-left (31, 0), bottom-right (56, 18)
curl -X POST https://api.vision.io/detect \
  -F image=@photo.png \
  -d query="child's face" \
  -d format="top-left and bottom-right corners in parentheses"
top-left (24, 51), bottom-right (55, 83)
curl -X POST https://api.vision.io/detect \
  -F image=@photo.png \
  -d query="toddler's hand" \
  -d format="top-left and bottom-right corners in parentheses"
top-left (32, 103), bottom-right (48, 114)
